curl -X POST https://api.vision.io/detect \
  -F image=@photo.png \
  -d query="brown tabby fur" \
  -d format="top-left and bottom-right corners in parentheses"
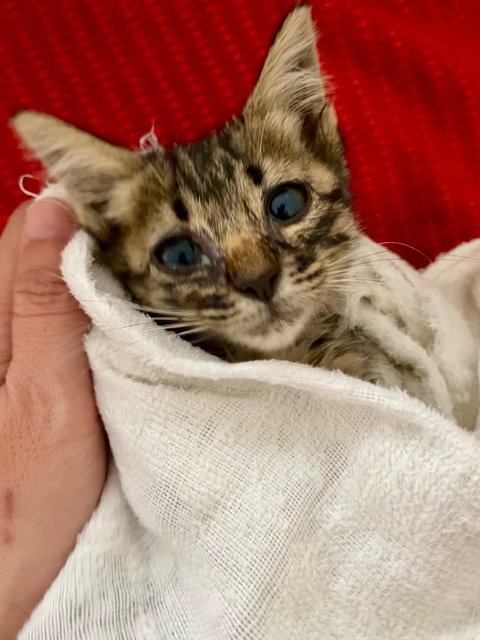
top-left (11, 7), bottom-right (422, 386)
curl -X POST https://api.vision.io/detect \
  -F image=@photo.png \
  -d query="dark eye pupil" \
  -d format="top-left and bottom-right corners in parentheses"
top-left (157, 237), bottom-right (200, 270)
top-left (268, 185), bottom-right (307, 222)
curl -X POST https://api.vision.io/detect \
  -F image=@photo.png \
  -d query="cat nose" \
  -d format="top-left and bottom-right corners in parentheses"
top-left (232, 265), bottom-right (280, 303)
top-left (226, 234), bottom-right (281, 303)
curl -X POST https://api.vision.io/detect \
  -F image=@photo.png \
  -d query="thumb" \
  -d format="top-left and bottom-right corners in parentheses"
top-left (10, 199), bottom-right (90, 383)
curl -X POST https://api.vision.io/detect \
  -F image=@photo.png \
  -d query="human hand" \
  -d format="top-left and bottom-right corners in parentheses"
top-left (0, 200), bottom-right (107, 638)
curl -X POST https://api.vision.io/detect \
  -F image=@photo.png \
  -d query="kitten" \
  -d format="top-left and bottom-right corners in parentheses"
top-left (10, 7), bottom-right (478, 425)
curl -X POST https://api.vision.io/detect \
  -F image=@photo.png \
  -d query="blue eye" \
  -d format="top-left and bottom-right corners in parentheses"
top-left (155, 236), bottom-right (203, 271)
top-left (267, 184), bottom-right (308, 223)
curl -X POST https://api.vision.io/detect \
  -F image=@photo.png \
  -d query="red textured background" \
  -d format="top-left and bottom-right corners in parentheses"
top-left (1, 0), bottom-right (480, 267)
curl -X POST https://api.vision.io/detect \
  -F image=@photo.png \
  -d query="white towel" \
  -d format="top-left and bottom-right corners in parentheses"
top-left (19, 229), bottom-right (480, 640)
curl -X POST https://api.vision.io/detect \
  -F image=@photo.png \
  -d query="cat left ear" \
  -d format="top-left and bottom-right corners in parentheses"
top-left (11, 111), bottom-right (142, 239)
top-left (244, 6), bottom-right (346, 177)
top-left (245, 6), bottom-right (325, 116)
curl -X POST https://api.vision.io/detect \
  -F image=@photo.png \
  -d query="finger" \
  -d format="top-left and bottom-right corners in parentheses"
top-left (9, 199), bottom-right (90, 387)
top-left (0, 202), bottom-right (29, 382)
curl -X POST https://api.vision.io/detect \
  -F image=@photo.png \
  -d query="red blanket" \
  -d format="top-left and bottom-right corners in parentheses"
top-left (2, 0), bottom-right (479, 267)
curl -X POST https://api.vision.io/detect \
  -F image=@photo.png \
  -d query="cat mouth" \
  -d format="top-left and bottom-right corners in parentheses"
top-left (265, 298), bottom-right (300, 323)
top-left (249, 300), bottom-right (293, 328)
top-left (239, 300), bottom-right (309, 351)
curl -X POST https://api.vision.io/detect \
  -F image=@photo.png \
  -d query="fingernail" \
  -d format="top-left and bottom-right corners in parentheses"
top-left (24, 199), bottom-right (76, 241)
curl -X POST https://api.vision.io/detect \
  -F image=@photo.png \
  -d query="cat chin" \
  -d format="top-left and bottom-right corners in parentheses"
top-left (230, 312), bottom-right (309, 353)
top-left (239, 332), bottom-right (299, 353)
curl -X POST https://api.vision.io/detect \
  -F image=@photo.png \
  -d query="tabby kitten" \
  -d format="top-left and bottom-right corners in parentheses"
top-left (10, 7), bottom-right (477, 423)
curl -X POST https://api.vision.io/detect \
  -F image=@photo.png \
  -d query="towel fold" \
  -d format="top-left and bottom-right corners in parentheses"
top-left (20, 229), bottom-right (480, 640)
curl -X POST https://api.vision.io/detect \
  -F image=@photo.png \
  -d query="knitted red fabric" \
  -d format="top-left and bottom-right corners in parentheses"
top-left (1, 0), bottom-right (479, 267)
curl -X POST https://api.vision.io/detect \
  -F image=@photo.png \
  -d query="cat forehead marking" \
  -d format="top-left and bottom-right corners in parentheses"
top-left (172, 127), bottom-right (246, 201)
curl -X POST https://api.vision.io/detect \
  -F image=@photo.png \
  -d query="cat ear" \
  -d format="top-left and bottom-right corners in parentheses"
top-left (11, 111), bottom-right (142, 239)
top-left (244, 6), bottom-right (346, 177)
top-left (246, 6), bottom-right (325, 115)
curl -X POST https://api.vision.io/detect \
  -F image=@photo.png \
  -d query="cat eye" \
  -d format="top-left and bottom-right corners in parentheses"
top-left (267, 183), bottom-right (308, 223)
top-left (153, 236), bottom-right (210, 272)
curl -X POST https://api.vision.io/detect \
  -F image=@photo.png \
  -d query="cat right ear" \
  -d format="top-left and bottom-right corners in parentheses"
top-left (245, 6), bottom-right (326, 117)
top-left (11, 111), bottom-right (142, 240)
top-left (243, 6), bottom-right (347, 179)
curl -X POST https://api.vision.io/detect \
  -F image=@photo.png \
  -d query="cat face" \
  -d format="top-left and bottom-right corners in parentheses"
top-left (11, 6), bottom-right (359, 354)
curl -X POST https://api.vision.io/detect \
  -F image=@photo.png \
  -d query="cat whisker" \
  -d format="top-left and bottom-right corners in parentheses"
top-left (324, 249), bottom-right (373, 272)
top-left (329, 285), bottom-right (375, 293)
top-left (326, 263), bottom-right (378, 277)
top-left (329, 278), bottom-right (383, 286)
top-left (189, 334), bottom-right (212, 347)
top-left (75, 296), bottom-right (198, 317)
top-left (110, 299), bottom-right (198, 316)
top-left (377, 241), bottom-right (432, 264)
top-left (351, 249), bottom-right (399, 263)
top-left (90, 328), bottom-right (167, 364)
top-left (327, 284), bottom-right (381, 294)
top-left (349, 243), bottom-right (480, 268)
top-left (176, 326), bottom-right (210, 338)
top-left (430, 255), bottom-right (480, 265)
top-left (107, 319), bottom-right (205, 332)
top-left (92, 324), bottom-right (209, 362)
top-left (360, 258), bottom-right (424, 267)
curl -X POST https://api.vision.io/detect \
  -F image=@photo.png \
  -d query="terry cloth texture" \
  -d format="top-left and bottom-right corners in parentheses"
top-left (18, 229), bottom-right (480, 640)
top-left (3, 0), bottom-right (480, 269)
